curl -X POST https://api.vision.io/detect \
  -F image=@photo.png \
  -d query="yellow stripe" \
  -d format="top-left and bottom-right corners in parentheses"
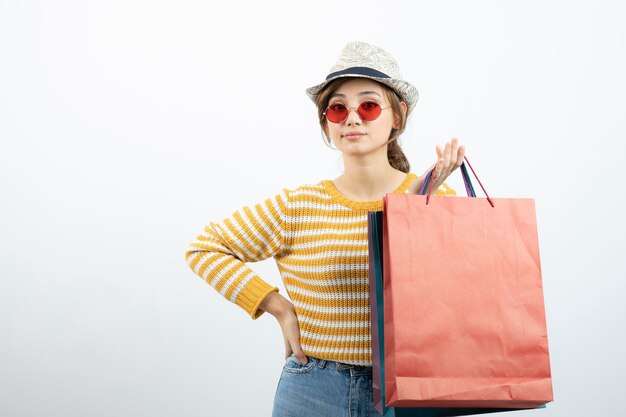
top-left (280, 232), bottom-right (367, 243)
top-left (230, 212), bottom-right (264, 259)
top-left (283, 218), bottom-right (368, 227)
top-left (221, 219), bottom-right (254, 259)
top-left (201, 255), bottom-right (235, 287)
top-left (188, 242), bottom-right (223, 251)
top-left (294, 308), bottom-right (370, 322)
top-left (300, 336), bottom-right (371, 350)
top-left (185, 251), bottom-right (203, 268)
top-left (283, 277), bottom-right (369, 293)
top-left (255, 203), bottom-right (281, 239)
top-left (286, 244), bottom-right (367, 253)
top-left (222, 264), bottom-right (250, 299)
top-left (240, 207), bottom-right (273, 257)
top-left (289, 194), bottom-right (334, 205)
top-left (291, 295), bottom-right (370, 309)
top-left (299, 322), bottom-right (370, 336)
top-left (195, 252), bottom-right (224, 277)
top-left (279, 255), bottom-right (368, 268)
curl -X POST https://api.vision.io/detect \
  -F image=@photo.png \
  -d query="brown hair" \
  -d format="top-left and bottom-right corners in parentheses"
top-left (315, 78), bottom-right (410, 173)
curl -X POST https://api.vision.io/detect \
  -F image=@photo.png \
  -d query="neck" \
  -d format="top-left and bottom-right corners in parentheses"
top-left (334, 146), bottom-right (408, 201)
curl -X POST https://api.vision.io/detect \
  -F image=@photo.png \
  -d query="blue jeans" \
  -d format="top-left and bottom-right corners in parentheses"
top-left (272, 355), bottom-right (383, 417)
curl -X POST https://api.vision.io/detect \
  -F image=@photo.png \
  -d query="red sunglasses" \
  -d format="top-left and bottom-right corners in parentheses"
top-left (324, 101), bottom-right (391, 123)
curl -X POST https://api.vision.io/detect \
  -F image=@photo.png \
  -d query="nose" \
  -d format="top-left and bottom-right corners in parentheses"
top-left (344, 107), bottom-right (362, 125)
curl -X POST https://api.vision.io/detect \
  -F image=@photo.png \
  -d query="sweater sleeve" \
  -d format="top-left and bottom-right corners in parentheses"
top-left (184, 189), bottom-right (289, 319)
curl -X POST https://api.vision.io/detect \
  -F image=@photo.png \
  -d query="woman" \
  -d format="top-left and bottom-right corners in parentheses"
top-left (185, 41), bottom-right (464, 417)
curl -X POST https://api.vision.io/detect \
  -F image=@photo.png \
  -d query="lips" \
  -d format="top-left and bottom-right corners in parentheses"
top-left (343, 131), bottom-right (366, 140)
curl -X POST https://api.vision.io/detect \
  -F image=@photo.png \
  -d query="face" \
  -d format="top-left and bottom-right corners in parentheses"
top-left (323, 78), bottom-right (405, 157)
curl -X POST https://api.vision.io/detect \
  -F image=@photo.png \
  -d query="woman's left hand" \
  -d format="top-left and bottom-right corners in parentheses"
top-left (429, 137), bottom-right (465, 189)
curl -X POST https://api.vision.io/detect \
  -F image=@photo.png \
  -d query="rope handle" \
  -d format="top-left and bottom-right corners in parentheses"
top-left (420, 156), bottom-right (494, 207)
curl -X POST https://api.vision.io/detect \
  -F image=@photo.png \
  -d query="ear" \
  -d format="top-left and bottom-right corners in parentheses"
top-left (393, 102), bottom-right (408, 129)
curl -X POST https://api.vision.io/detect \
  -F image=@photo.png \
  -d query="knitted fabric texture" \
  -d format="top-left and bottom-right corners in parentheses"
top-left (185, 173), bottom-right (454, 366)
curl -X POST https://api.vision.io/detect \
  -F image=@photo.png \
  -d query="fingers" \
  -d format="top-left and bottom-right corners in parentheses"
top-left (444, 137), bottom-right (464, 170)
top-left (288, 332), bottom-right (307, 364)
top-left (291, 346), bottom-right (308, 365)
top-left (436, 144), bottom-right (443, 159)
top-left (443, 140), bottom-right (452, 172)
top-left (433, 145), bottom-right (444, 179)
top-left (287, 321), bottom-right (307, 364)
top-left (433, 137), bottom-right (466, 180)
top-left (433, 157), bottom-right (443, 179)
top-left (456, 145), bottom-right (466, 169)
top-left (265, 294), bottom-right (308, 364)
top-left (277, 309), bottom-right (308, 364)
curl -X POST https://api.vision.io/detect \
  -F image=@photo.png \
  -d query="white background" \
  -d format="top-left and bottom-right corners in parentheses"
top-left (1, 1), bottom-right (625, 416)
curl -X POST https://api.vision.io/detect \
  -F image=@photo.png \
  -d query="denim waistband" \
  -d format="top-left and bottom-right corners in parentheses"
top-left (309, 356), bottom-right (373, 376)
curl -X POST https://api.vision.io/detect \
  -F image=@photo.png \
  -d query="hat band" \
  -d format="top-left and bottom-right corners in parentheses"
top-left (325, 66), bottom-right (390, 80)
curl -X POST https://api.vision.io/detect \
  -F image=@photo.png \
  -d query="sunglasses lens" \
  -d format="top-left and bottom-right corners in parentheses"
top-left (357, 102), bottom-right (382, 121)
top-left (326, 104), bottom-right (348, 123)
top-left (325, 102), bottom-right (384, 123)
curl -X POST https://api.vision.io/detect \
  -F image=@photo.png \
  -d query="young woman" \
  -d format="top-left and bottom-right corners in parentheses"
top-left (185, 41), bottom-right (465, 417)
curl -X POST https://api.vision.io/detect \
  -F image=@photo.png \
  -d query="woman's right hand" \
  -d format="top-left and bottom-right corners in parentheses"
top-left (259, 292), bottom-right (308, 364)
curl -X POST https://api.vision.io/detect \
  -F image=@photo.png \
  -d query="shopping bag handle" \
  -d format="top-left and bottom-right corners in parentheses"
top-left (419, 156), bottom-right (495, 207)
top-left (418, 160), bottom-right (475, 197)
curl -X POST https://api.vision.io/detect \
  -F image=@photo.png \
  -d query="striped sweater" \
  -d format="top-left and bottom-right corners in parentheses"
top-left (185, 173), bottom-right (454, 366)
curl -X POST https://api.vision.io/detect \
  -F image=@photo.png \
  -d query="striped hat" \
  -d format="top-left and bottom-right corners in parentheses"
top-left (306, 41), bottom-right (419, 114)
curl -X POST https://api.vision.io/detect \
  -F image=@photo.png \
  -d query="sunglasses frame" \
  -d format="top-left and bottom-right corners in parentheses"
top-left (323, 101), bottom-right (392, 124)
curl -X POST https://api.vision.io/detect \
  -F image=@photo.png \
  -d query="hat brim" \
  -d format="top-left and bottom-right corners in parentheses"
top-left (306, 73), bottom-right (419, 114)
